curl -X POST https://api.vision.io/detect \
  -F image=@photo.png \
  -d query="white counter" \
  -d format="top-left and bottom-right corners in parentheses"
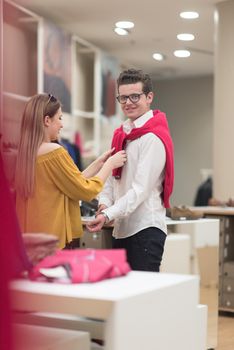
top-left (10, 271), bottom-right (204, 350)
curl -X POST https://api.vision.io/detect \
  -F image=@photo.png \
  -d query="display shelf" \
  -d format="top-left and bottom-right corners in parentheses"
top-left (1, 1), bottom-right (121, 165)
top-left (72, 35), bottom-right (101, 158)
top-left (0, 0), bottom-right (42, 182)
top-left (191, 206), bottom-right (234, 313)
top-left (3, 0), bottom-right (39, 97)
top-left (217, 216), bottom-right (234, 312)
top-left (2, 93), bottom-right (27, 184)
top-left (73, 110), bottom-right (96, 119)
top-left (72, 41), bottom-right (95, 113)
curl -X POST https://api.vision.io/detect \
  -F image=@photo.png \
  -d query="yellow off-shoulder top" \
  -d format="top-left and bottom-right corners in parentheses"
top-left (16, 147), bottom-right (103, 248)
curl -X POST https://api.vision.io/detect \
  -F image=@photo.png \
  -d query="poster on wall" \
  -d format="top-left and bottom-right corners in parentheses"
top-left (43, 21), bottom-right (72, 113)
top-left (100, 54), bottom-right (119, 118)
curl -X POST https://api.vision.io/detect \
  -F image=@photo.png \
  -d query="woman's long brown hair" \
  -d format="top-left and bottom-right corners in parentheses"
top-left (15, 94), bottom-right (61, 198)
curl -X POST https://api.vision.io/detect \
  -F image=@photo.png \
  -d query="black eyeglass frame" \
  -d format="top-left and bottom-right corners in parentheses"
top-left (116, 92), bottom-right (145, 104)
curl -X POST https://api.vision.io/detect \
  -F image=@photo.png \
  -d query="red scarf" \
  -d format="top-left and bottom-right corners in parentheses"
top-left (111, 110), bottom-right (174, 208)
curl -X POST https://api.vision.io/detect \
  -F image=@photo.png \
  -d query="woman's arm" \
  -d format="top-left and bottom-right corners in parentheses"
top-left (95, 150), bottom-right (127, 183)
top-left (82, 148), bottom-right (114, 178)
top-left (45, 147), bottom-right (126, 202)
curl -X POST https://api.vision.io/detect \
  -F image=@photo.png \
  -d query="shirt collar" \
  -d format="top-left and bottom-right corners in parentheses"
top-left (123, 110), bottom-right (153, 133)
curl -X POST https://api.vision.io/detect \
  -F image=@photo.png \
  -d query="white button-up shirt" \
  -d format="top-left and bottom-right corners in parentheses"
top-left (99, 110), bottom-right (167, 238)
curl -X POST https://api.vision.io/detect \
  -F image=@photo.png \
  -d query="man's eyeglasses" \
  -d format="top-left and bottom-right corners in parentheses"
top-left (116, 93), bottom-right (144, 104)
top-left (48, 93), bottom-right (57, 103)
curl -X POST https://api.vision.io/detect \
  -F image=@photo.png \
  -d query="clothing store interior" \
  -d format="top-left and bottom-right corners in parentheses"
top-left (1, 0), bottom-right (234, 349)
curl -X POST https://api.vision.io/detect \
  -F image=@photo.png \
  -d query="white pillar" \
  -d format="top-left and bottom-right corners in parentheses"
top-left (214, 0), bottom-right (234, 199)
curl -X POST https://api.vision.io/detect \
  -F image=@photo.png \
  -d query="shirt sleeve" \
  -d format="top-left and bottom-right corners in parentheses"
top-left (98, 175), bottom-right (115, 207)
top-left (41, 148), bottom-right (103, 202)
top-left (104, 134), bottom-right (166, 221)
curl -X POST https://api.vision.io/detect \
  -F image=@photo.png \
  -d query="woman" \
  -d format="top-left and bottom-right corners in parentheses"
top-left (15, 93), bottom-right (126, 248)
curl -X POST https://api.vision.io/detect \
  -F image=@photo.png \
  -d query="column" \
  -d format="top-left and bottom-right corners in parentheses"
top-left (214, 0), bottom-right (234, 200)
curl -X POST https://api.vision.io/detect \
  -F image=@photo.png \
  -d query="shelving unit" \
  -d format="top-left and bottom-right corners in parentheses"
top-left (191, 206), bottom-right (234, 312)
top-left (216, 215), bottom-right (234, 311)
top-left (71, 35), bottom-right (123, 162)
top-left (1, 0), bottom-right (42, 184)
top-left (72, 35), bottom-right (101, 161)
top-left (0, 1), bottom-right (122, 172)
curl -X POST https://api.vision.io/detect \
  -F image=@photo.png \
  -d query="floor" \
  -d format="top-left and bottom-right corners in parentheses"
top-left (200, 286), bottom-right (234, 350)
top-left (217, 313), bottom-right (234, 350)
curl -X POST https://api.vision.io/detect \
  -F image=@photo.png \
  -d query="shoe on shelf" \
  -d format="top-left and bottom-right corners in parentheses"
top-left (166, 206), bottom-right (204, 220)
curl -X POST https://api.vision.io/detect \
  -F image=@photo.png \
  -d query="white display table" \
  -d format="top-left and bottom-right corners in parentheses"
top-left (82, 218), bottom-right (220, 278)
top-left (13, 323), bottom-right (90, 350)
top-left (166, 218), bottom-right (219, 277)
top-left (10, 271), bottom-right (205, 350)
top-left (166, 218), bottom-right (219, 350)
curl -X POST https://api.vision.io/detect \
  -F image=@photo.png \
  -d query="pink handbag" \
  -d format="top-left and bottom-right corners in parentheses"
top-left (29, 249), bottom-right (131, 283)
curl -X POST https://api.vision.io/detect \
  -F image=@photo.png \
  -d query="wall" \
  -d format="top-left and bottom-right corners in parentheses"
top-left (153, 75), bottom-right (214, 206)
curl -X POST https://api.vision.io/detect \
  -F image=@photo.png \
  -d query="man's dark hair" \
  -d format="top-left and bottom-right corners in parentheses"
top-left (117, 68), bottom-right (153, 94)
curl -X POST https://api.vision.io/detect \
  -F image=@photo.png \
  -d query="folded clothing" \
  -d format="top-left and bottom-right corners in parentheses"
top-left (29, 249), bottom-right (131, 283)
top-left (166, 206), bottom-right (204, 220)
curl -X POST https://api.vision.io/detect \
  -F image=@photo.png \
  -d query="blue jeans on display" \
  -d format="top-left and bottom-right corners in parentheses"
top-left (112, 227), bottom-right (166, 272)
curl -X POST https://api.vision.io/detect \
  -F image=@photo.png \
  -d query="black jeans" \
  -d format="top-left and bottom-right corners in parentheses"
top-left (113, 227), bottom-right (166, 272)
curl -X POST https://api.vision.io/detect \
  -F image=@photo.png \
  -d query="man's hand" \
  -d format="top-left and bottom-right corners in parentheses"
top-left (86, 214), bottom-right (106, 232)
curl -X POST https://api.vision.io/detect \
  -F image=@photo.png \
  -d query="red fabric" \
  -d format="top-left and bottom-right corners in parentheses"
top-left (0, 154), bottom-right (31, 350)
top-left (111, 110), bottom-right (174, 208)
top-left (29, 249), bottom-right (131, 283)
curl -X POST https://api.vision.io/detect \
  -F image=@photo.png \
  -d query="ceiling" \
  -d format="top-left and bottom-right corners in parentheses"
top-left (15, 0), bottom-right (225, 80)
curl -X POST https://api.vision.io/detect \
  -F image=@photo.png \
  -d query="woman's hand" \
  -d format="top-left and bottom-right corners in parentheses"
top-left (82, 148), bottom-right (116, 178)
top-left (106, 150), bottom-right (127, 170)
top-left (97, 147), bottom-right (115, 165)
top-left (96, 204), bottom-right (108, 215)
top-left (93, 149), bottom-right (126, 183)
top-left (97, 147), bottom-right (115, 163)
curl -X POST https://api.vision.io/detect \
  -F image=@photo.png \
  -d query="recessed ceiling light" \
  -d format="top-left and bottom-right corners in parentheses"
top-left (177, 33), bottom-right (195, 41)
top-left (114, 27), bottom-right (129, 36)
top-left (152, 53), bottom-right (164, 61)
top-left (180, 11), bottom-right (199, 19)
top-left (115, 21), bottom-right (134, 29)
top-left (174, 50), bottom-right (191, 58)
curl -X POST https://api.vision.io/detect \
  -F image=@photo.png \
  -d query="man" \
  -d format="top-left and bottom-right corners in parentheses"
top-left (87, 68), bottom-right (174, 272)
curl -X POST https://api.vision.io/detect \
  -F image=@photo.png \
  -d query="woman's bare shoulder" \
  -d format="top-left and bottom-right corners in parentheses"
top-left (37, 142), bottom-right (62, 156)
